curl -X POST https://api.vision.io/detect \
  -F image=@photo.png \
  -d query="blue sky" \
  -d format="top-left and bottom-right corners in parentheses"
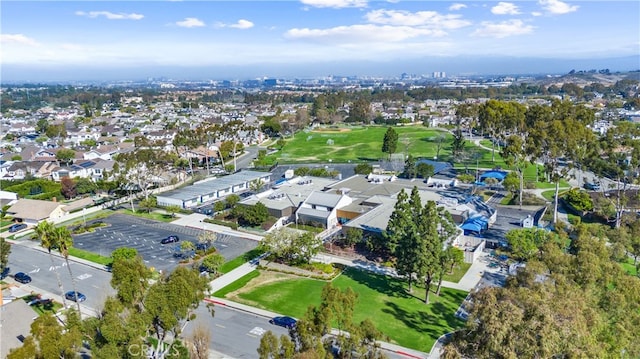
top-left (1, 0), bottom-right (639, 80)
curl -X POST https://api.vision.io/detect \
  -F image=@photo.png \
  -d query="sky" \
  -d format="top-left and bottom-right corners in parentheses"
top-left (1, 0), bottom-right (639, 81)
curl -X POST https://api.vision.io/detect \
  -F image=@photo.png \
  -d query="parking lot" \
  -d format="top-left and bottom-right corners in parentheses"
top-left (72, 213), bottom-right (258, 273)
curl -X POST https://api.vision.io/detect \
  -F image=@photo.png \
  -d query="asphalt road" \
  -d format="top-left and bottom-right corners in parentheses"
top-left (183, 303), bottom-right (410, 359)
top-left (7, 243), bottom-right (116, 311)
top-left (72, 214), bottom-right (258, 273)
top-left (183, 303), bottom-right (291, 359)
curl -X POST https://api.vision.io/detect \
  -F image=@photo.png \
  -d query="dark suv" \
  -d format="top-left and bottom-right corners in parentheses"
top-left (161, 235), bottom-right (180, 244)
top-left (14, 272), bottom-right (32, 284)
top-left (8, 223), bottom-right (27, 233)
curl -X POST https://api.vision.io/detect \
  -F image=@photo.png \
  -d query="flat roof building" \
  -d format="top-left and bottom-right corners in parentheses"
top-left (156, 170), bottom-right (271, 209)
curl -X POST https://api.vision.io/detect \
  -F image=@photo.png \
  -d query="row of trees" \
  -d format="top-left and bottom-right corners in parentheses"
top-left (457, 99), bottom-right (598, 222)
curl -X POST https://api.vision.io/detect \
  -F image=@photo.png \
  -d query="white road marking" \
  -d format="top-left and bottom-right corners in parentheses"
top-left (77, 273), bottom-right (92, 280)
top-left (249, 327), bottom-right (266, 336)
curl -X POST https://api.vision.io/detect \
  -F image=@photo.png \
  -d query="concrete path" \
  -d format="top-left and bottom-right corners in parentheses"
top-left (171, 214), bottom-right (264, 242)
top-left (312, 252), bottom-right (493, 292)
top-left (208, 261), bottom-right (259, 293)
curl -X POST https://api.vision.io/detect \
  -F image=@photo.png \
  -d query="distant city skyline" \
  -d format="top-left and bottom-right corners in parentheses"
top-left (1, 0), bottom-right (639, 82)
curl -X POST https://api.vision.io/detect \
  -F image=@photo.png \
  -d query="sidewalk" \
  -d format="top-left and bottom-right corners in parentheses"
top-left (171, 214), bottom-right (264, 242)
top-left (208, 261), bottom-right (259, 293)
top-left (4, 236), bottom-right (109, 272)
top-left (4, 277), bottom-right (98, 319)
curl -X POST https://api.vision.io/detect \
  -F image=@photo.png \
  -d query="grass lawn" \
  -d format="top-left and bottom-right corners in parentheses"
top-left (620, 258), bottom-right (638, 277)
top-left (119, 209), bottom-right (176, 223)
top-left (0, 219), bottom-right (14, 227)
top-left (500, 194), bottom-right (514, 205)
top-left (68, 247), bottom-right (113, 266)
top-left (219, 248), bottom-right (266, 274)
top-left (441, 262), bottom-right (472, 283)
top-left (51, 210), bottom-right (114, 229)
top-left (220, 268), bottom-right (467, 352)
top-left (268, 126), bottom-right (454, 164)
top-left (214, 270), bottom-right (260, 297)
top-left (22, 295), bottom-right (63, 315)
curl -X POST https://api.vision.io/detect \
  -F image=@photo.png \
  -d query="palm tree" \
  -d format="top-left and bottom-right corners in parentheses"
top-left (197, 230), bottom-right (217, 251)
top-left (35, 221), bottom-right (68, 309)
top-left (53, 226), bottom-right (82, 313)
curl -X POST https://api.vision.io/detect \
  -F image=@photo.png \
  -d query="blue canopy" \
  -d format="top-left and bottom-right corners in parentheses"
top-left (461, 221), bottom-right (483, 232)
top-left (479, 171), bottom-right (508, 181)
top-left (461, 216), bottom-right (489, 233)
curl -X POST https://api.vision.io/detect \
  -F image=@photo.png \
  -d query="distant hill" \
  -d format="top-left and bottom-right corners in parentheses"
top-left (535, 70), bottom-right (640, 88)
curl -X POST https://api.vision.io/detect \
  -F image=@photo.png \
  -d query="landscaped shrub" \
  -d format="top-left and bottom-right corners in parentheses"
top-left (564, 188), bottom-right (593, 212)
top-left (203, 218), bottom-right (238, 230)
top-left (4, 179), bottom-right (61, 199)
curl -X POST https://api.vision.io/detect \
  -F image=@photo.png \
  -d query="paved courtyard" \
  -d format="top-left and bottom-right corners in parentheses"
top-left (72, 213), bottom-right (258, 273)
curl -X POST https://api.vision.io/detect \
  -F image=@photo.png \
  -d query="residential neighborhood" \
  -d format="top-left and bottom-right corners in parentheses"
top-left (1, 70), bottom-right (639, 359)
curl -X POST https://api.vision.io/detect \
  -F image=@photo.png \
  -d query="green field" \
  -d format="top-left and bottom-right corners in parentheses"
top-left (441, 262), bottom-right (472, 283)
top-left (620, 257), bottom-right (638, 277)
top-left (219, 268), bottom-right (467, 352)
top-left (68, 247), bottom-right (113, 265)
top-left (218, 248), bottom-right (266, 274)
top-left (269, 126), bottom-right (457, 164)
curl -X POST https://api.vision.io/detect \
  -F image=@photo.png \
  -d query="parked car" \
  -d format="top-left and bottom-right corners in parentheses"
top-left (8, 223), bottom-right (27, 233)
top-left (14, 272), bottom-right (31, 284)
top-left (584, 182), bottom-right (600, 191)
top-left (161, 235), bottom-right (180, 244)
top-left (1, 267), bottom-right (9, 279)
top-left (269, 316), bottom-right (297, 329)
top-left (65, 291), bottom-right (87, 302)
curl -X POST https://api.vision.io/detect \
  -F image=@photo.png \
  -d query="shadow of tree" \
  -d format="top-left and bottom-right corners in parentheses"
top-left (342, 267), bottom-right (410, 299)
top-left (381, 300), bottom-right (464, 338)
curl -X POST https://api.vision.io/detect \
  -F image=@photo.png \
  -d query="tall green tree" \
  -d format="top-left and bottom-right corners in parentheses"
top-left (110, 250), bottom-right (152, 307)
top-left (52, 226), bottom-right (82, 313)
top-left (144, 266), bottom-right (210, 358)
top-left (394, 188), bottom-right (424, 292)
top-left (381, 127), bottom-right (398, 160)
top-left (0, 237), bottom-right (10, 272)
top-left (35, 221), bottom-right (68, 309)
top-left (348, 98), bottom-right (371, 123)
top-left (7, 311), bottom-right (82, 359)
top-left (384, 189), bottom-right (412, 256)
top-left (55, 148), bottom-right (76, 166)
top-left (451, 127), bottom-right (466, 162)
top-left (403, 154), bottom-right (417, 178)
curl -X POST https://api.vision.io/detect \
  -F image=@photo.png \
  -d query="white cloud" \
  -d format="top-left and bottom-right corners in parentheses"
top-left (176, 17), bottom-right (205, 28)
top-left (75, 11), bottom-right (144, 20)
top-left (0, 34), bottom-right (39, 46)
top-left (538, 0), bottom-right (578, 14)
top-left (285, 24), bottom-right (445, 43)
top-left (491, 2), bottom-right (521, 15)
top-left (449, 3), bottom-right (467, 11)
top-left (300, 0), bottom-right (367, 9)
top-left (229, 19), bottom-right (254, 29)
top-left (472, 19), bottom-right (534, 38)
top-left (365, 9), bottom-right (471, 29)
top-left (531, 11), bottom-right (542, 16)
